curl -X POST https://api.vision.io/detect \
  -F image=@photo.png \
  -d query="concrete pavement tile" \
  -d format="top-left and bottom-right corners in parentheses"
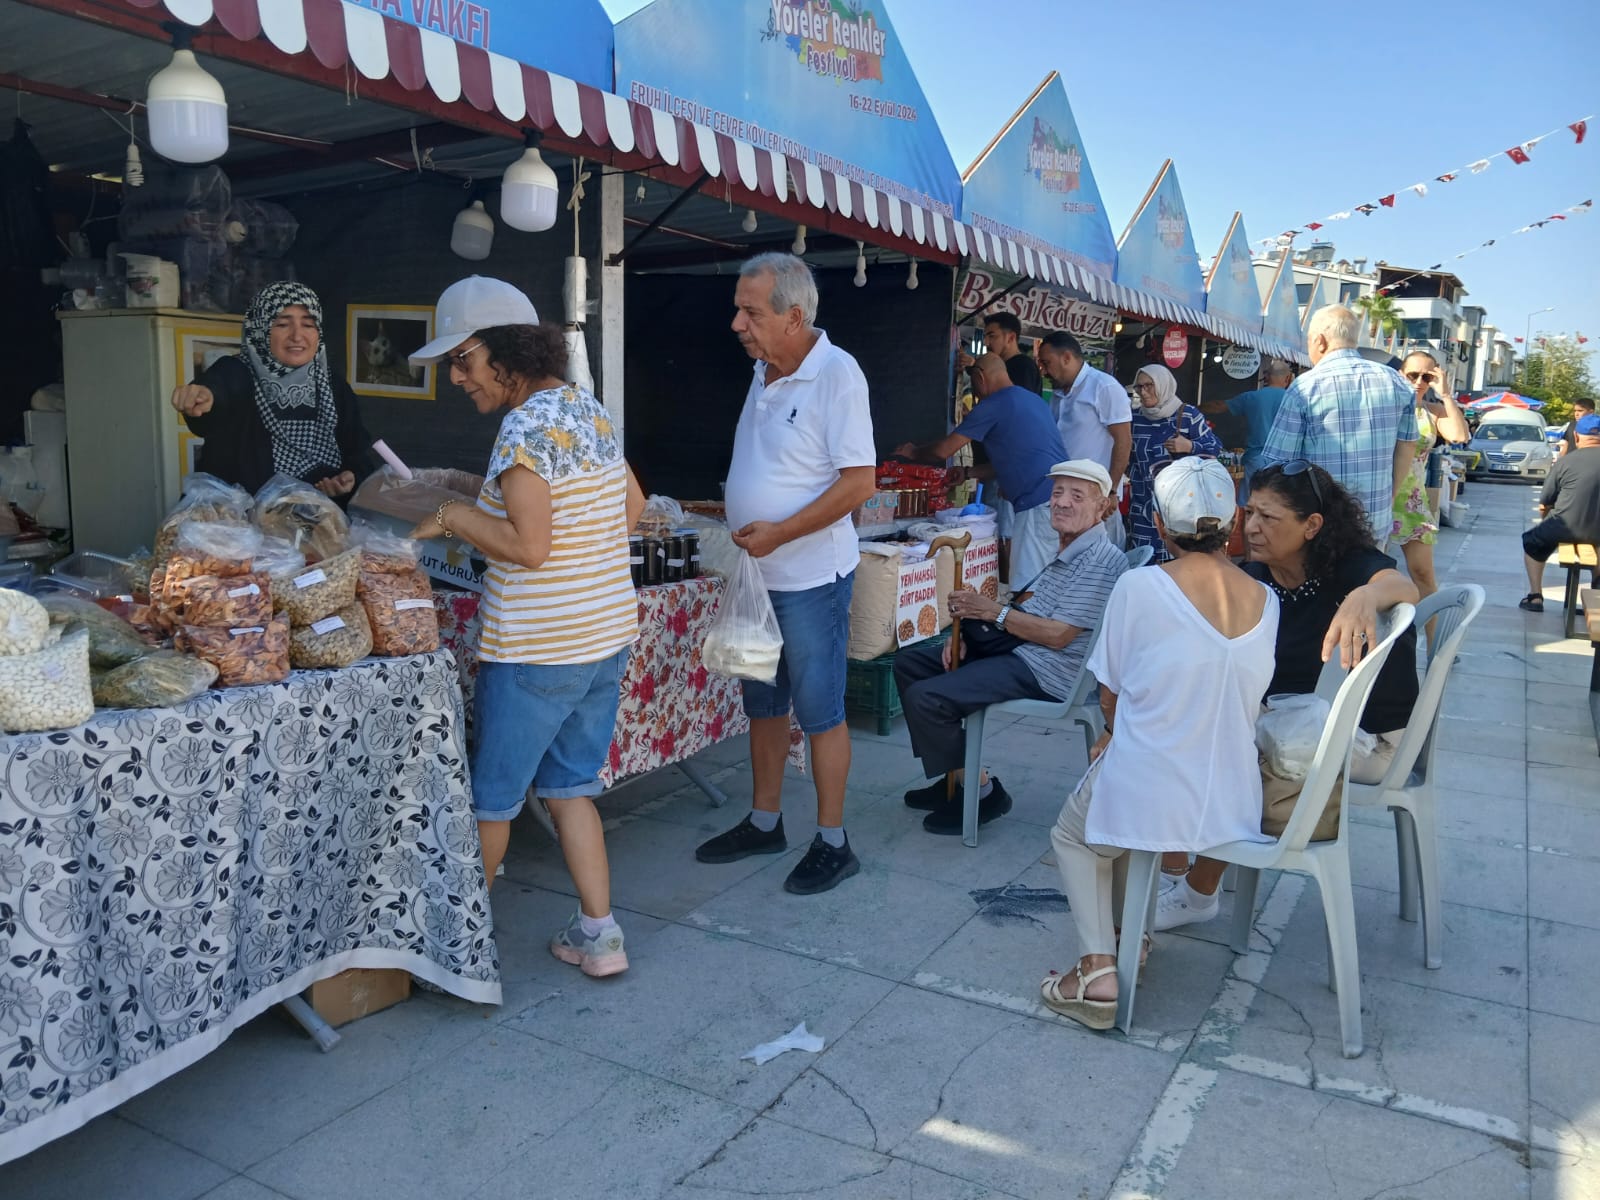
top-left (197, 1180), bottom-right (294, 1200)
top-left (1530, 919), bottom-right (1600, 1023)
top-left (1346, 821), bottom-right (1528, 916)
top-left (4, 1115), bottom-right (232, 1200)
top-left (1437, 716), bottom-right (1528, 759)
top-left (1273, 884), bottom-right (1529, 1010)
top-left (977, 719), bottom-right (1088, 779)
top-left (683, 852), bottom-right (979, 981)
top-left (1526, 684), bottom-right (1598, 735)
top-left (1450, 649), bottom-right (1530, 681)
top-left (974, 763), bottom-right (1084, 828)
top-left (504, 924), bottom-right (894, 1111)
top-left (1161, 1071), bottom-right (1528, 1199)
top-left (118, 995), bottom-right (488, 1171)
top-left (1528, 800), bottom-right (1600, 860)
top-left (1530, 1011), bottom-right (1600, 1154)
top-left (1440, 683), bottom-right (1529, 724)
top-left (1529, 852), bottom-right (1600, 929)
top-left (477, 1073), bottom-right (750, 1200)
top-left (1526, 652), bottom-right (1594, 689)
top-left (249, 1028), bottom-right (626, 1200)
top-left (1528, 728), bottom-right (1600, 769)
top-left (834, 800), bottom-right (1048, 891)
top-left (599, 761), bottom-right (729, 817)
top-left (1529, 764), bottom-right (1598, 809)
top-left (1531, 1154), bottom-right (1600, 1200)
top-left (1436, 750), bottom-right (1527, 801)
top-left (592, 769), bottom-right (838, 835)
top-left (1432, 792), bottom-right (1529, 847)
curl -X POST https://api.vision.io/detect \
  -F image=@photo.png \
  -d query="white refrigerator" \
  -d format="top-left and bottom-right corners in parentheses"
top-left (58, 307), bottom-right (242, 554)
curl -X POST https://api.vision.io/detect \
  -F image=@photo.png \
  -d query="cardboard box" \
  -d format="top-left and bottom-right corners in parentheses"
top-left (306, 968), bottom-right (412, 1028)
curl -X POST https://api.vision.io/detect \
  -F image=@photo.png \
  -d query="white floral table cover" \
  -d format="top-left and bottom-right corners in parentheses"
top-left (0, 650), bottom-right (501, 1165)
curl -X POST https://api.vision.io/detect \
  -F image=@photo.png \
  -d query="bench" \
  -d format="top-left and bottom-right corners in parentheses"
top-left (1558, 543), bottom-right (1599, 639)
top-left (1585, 587), bottom-right (1600, 755)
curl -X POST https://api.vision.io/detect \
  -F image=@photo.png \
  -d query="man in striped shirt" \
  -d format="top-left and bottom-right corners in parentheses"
top-left (1259, 306), bottom-right (1418, 544)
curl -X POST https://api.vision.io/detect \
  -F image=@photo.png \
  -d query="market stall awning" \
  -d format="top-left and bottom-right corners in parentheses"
top-left (1259, 252), bottom-right (1310, 365)
top-left (1203, 212), bottom-right (1267, 354)
top-left (1299, 273), bottom-right (1337, 336)
top-left (960, 73), bottom-right (1117, 289)
top-left (1114, 159), bottom-right (1211, 332)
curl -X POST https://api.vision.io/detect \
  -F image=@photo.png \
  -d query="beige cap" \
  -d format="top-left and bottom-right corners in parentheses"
top-left (1046, 458), bottom-right (1113, 497)
top-left (1154, 457), bottom-right (1238, 533)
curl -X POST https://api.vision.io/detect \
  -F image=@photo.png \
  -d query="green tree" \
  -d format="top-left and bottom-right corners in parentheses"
top-left (1514, 339), bottom-right (1595, 425)
top-left (1354, 293), bottom-right (1404, 346)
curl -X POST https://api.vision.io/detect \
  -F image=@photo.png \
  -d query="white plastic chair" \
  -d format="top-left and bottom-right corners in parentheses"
top-left (1344, 585), bottom-right (1484, 969)
top-left (1114, 602), bottom-right (1417, 1059)
top-left (955, 545), bottom-right (1154, 847)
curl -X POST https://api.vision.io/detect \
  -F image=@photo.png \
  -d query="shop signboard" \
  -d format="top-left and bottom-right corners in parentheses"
top-left (1114, 159), bottom-right (1206, 313)
top-left (1162, 328), bottom-right (1189, 368)
top-left (960, 73), bottom-right (1116, 280)
top-left (1261, 253), bottom-right (1304, 351)
top-left (956, 269), bottom-right (1117, 339)
top-left (344, 0), bottom-right (615, 90)
top-left (964, 534), bottom-right (1000, 600)
top-left (1203, 211), bottom-right (1264, 338)
top-left (1221, 346), bottom-right (1261, 379)
top-left (895, 555), bottom-right (942, 647)
top-left (615, 0), bottom-right (961, 216)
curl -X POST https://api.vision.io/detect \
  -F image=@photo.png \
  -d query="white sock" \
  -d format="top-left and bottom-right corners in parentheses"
top-left (578, 912), bottom-right (616, 938)
top-left (749, 808), bottom-right (780, 833)
top-left (818, 825), bottom-right (846, 848)
top-left (977, 777), bottom-right (994, 800)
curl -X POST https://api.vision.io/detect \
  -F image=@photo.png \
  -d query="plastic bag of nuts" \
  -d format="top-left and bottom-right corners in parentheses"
top-left (93, 651), bottom-right (219, 708)
top-left (358, 567), bottom-right (437, 656)
top-left (180, 614), bottom-right (290, 687)
top-left (0, 587), bottom-right (50, 657)
top-left (153, 474), bottom-right (253, 562)
top-left (174, 571), bottom-right (273, 627)
top-left (0, 626), bottom-right (94, 732)
top-left (270, 548), bottom-right (359, 625)
top-left (288, 603), bottom-right (372, 669)
top-left (252, 473), bottom-right (351, 563)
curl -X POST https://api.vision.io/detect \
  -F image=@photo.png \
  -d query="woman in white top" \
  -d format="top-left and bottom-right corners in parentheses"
top-left (1041, 457), bottom-right (1279, 1029)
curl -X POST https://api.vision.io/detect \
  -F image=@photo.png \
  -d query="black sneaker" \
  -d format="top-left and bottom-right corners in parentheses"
top-left (903, 777), bottom-right (952, 811)
top-left (783, 834), bottom-right (860, 894)
top-left (695, 815), bottom-right (787, 864)
top-left (922, 778), bottom-right (1013, 835)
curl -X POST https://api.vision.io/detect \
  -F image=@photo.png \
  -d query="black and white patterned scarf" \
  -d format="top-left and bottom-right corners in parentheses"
top-left (241, 282), bottom-right (343, 480)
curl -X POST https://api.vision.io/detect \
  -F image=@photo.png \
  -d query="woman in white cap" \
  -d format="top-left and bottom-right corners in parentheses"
top-left (409, 276), bottom-right (644, 978)
top-left (1040, 457), bottom-right (1278, 1029)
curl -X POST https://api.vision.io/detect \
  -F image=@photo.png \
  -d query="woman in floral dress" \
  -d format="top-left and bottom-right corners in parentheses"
top-left (1391, 350), bottom-right (1470, 632)
top-left (1127, 363), bottom-right (1223, 561)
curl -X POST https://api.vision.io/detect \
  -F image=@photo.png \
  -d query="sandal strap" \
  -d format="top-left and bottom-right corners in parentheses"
top-left (1079, 964), bottom-right (1118, 987)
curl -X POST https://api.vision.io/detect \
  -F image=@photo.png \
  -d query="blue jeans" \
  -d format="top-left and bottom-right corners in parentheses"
top-left (741, 571), bottom-right (854, 734)
top-left (470, 646), bottom-right (630, 819)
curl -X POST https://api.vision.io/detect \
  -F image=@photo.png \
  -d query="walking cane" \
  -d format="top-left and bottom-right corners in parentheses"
top-left (925, 529), bottom-right (972, 804)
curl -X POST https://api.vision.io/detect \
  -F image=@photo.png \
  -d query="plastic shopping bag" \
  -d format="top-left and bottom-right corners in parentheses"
top-left (701, 549), bottom-right (783, 684)
top-left (1255, 693), bottom-right (1376, 782)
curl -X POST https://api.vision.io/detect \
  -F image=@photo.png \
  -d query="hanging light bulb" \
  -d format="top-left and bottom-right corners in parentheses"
top-left (634, 181), bottom-right (646, 204)
top-left (123, 142), bottom-right (144, 188)
top-left (500, 131), bottom-right (559, 233)
top-left (451, 197), bottom-right (495, 261)
top-left (146, 31), bottom-right (229, 164)
top-left (906, 260), bottom-right (919, 290)
top-left (853, 241), bottom-right (867, 288)
top-left (791, 224), bottom-right (807, 255)
top-left (1213, 348), bottom-right (1224, 363)
top-left (1113, 318), bottom-right (1123, 334)
top-left (741, 208), bottom-right (758, 234)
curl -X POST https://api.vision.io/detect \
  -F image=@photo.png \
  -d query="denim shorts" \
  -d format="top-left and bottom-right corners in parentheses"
top-left (469, 646), bottom-right (629, 820)
top-left (741, 571), bottom-right (854, 734)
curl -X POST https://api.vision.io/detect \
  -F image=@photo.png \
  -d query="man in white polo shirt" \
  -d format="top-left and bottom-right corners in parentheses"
top-left (695, 253), bottom-right (877, 895)
top-left (1038, 332), bottom-right (1131, 547)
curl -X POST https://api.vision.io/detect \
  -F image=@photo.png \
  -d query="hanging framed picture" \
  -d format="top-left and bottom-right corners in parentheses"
top-left (347, 304), bottom-right (436, 399)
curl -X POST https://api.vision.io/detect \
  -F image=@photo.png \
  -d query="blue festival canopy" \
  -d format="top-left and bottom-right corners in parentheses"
top-left (614, 0), bottom-right (961, 217)
top-left (960, 73), bottom-right (1117, 284)
top-left (1260, 252), bottom-right (1307, 359)
top-left (1115, 160), bottom-right (1207, 316)
top-left (1203, 212), bottom-right (1265, 349)
top-left (1300, 273), bottom-right (1338, 334)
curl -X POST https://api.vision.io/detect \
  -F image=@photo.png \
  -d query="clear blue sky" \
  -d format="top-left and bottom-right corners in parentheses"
top-left (602, 0), bottom-right (1598, 359)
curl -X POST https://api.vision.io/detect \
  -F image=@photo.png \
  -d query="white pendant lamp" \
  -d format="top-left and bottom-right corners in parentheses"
top-left (791, 224), bottom-right (807, 255)
top-left (451, 199), bottom-right (495, 260)
top-left (146, 35), bottom-right (229, 164)
top-left (501, 132), bottom-right (559, 233)
top-left (853, 241), bottom-right (867, 287)
top-left (906, 260), bottom-right (919, 290)
top-left (741, 208), bottom-right (758, 234)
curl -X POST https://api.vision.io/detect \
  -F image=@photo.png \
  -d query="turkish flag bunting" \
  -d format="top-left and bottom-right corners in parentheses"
top-left (1306, 222), bottom-right (1323, 230)
top-left (1572, 121), bottom-right (1588, 144)
top-left (1435, 172), bottom-right (1458, 183)
top-left (1506, 145), bottom-right (1532, 164)
top-left (1355, 204), bottom-right (1377, 215)
top-left (1378, 194), bottom-right (1396, 207)
top-left (1514, 337), bottom-right (1524, 343)
top-left (1579, 333), bottom-right (1589, 344)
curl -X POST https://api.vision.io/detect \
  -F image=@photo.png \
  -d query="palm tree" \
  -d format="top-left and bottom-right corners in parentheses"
top-left (1354, 293), bottom-right (1404, 348)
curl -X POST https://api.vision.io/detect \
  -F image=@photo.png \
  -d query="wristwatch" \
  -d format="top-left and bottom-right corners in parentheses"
top-left (994, 603), bottom-right (1012, 631)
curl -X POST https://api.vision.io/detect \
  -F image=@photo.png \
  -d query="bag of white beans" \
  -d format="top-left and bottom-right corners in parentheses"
top-left (0, 587), bottom-right (50, 657)
top-left (0, 625), bottom-right (94, 733)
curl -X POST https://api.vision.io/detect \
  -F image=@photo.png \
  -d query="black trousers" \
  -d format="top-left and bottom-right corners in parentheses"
top-left (892, 640), bottom-right (1051, 778)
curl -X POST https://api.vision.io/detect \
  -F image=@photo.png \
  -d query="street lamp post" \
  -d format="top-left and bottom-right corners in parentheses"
top-left (1524, 306), bottom-right (1555, 388)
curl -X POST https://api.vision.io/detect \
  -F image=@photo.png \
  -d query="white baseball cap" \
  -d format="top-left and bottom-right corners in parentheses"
top-left (1046, 458), bottom-right (1113, 497)
top-left (1153, 457), bottom-right (1237, 534)
top-left (410, 276), bottom-right (539, 364)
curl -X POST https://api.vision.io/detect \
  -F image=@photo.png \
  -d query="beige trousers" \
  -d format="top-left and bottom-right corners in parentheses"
top-left (1050, 759), bottom-right (1127, 959)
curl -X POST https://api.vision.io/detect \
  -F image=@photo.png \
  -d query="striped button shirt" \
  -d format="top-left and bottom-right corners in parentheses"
top-left (475, 385), bottom-right (638, 665)
top-left (1260, 349), bottom-right (1419, 536)
top-left (1012, 522), bottom-right (1128, 700)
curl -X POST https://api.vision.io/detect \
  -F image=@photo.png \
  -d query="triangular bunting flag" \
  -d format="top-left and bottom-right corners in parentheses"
top-left (1469, 159), bottom-right (1491, 173)
top-left (1306, 221), bottom-right (1323, 230)
top-left (1483, 239), bottom-right (1495, 247)
top-left (1579, 332), bottom-right (1589, 344)
top-left (1436, 172), bottom-right (1458, 183)
top-left (1408, 183), bottom-right (1428, 197)
top-left (1549, 214), bottom-right (1567, 221)
top-left (1379, 194), bottom-right (1396, 207)
top-left (1427, 263), bottom-right (1442, 270)
top-left (1570, 200), bottom-right (1594, 213)
top-left (1328, 212), bottom-right (1351, 221)
top-left (1572, 120), bottom-right (1588, 144)
top-left (1514, 337), bottom-right (1524, 344)
top-left (1506, 145), bottom-right (1531, 164)
top-left (1355, 203), bottom-right (1377, 215)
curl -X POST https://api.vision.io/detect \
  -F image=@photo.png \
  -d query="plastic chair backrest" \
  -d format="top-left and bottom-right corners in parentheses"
top-left (1276, 603), bottom-right (1415, 853)
top-left (1373, 584), bottom-right (1484, 791)
top-left (1057, 544), bottom-right (1156, 712)
top-left (1125, 545), bottom-right (1155, 570)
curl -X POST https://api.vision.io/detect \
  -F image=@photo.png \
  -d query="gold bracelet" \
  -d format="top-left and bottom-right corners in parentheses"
top-left (436, 500), bottom-right (457, 539)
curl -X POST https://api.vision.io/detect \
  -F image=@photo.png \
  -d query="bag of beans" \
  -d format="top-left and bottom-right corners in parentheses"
top-left (0, 587), bottom-right (50, 657)
top-left (0, 626), bottom-right (94, 732)
top-left (180, 614), bottom-right (290, 687)
top-left (288, 603), bottom-right (372, 669)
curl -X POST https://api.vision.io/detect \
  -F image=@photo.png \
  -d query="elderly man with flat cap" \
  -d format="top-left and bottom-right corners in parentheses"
top-left (893, 459), bottom-right (1129, 834)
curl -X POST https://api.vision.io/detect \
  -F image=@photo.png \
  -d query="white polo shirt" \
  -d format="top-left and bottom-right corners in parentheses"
top-left (1054, 361), bottom-right (1131, 477)
top-left (725, 330), bottom-right (876, 591)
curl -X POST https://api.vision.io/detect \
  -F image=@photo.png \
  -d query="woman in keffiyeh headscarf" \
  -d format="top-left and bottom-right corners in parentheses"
top-left (1126, 362), bottom-right (1223, 561)
top-left (169, 282), bottom-right (377, 502)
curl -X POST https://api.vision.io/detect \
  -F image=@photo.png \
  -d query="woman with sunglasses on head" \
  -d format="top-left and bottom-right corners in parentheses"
top-left (1390, 351), bottom-right (1470, 626)
top-left (1153, 460), bottom-right (1421, 931)
top-left (1127, 363), bottom-right (1223, 560)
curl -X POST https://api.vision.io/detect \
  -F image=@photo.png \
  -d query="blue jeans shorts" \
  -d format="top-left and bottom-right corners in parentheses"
top-left (469, 646), bottom-right (629, 820)
top-left (741, 571), bottom-right (854, 735)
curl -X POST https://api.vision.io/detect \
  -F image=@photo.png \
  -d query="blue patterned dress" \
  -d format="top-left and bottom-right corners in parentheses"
top-left (1128, 405), bottom-right (1225, 560)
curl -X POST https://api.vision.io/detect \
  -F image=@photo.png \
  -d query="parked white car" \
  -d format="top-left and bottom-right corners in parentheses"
top-left (1466, 409), bottom-right (1554, 480)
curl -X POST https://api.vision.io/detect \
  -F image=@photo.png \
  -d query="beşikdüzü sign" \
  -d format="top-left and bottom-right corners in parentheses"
top-left (958, 270), bottom-right (1117, 339)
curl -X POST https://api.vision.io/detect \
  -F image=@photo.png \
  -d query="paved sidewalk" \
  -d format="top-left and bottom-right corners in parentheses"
top-left (8, 480), bottom-right (1596, 1199)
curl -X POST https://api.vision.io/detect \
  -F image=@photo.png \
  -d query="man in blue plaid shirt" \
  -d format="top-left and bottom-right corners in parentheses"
top-left (1260, 306), bottom-right (1418, 544)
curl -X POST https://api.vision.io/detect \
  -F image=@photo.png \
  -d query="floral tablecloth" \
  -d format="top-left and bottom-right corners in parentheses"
top-left (0, 650), bottom-right (500, 1166)
top-left (435, 578), bottom-right (805, 784)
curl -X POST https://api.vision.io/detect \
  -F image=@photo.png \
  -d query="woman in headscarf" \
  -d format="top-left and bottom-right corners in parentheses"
top-left (169, 282), bottom-right (377, 501)
top-left (1127, 363), bottom-right (1222, 560)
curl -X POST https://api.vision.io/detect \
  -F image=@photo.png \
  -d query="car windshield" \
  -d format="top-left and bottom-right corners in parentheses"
top-left (1475, 423), bottom-right (1540, 442)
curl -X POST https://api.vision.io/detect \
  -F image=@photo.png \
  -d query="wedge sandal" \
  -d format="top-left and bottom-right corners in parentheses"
top-left (1040, 965), bottom-right (1117, 1030)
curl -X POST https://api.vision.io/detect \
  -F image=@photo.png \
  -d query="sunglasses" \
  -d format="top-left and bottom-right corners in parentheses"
top-left (1281, 459), bottom-right (1325, 511)
top-left (1403, 370), bottom-right (1436, 383)
top-left (443, 341), bottom-right (486, 371)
